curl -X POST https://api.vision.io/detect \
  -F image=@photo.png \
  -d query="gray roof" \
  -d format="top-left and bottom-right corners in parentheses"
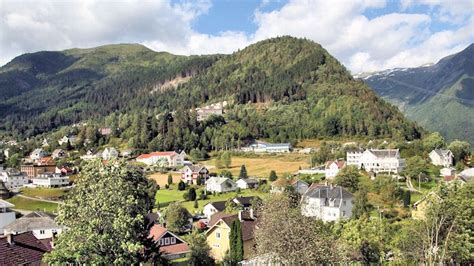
top-left (4, 211), bottom-right (60, 232)
top-left (185, 165), bottom-right (206, 172)
top-left (304, 185), bottom-right (353, 200)
top-left (237, 178), bottom-right (258, 184)
top-left (368, 149), bottom-right (399, 158)
top-left (432, 149), bottom-right (452, 157)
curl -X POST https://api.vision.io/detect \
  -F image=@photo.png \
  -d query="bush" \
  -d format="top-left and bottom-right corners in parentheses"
top-left (177, 180), bottom-right (186, 191)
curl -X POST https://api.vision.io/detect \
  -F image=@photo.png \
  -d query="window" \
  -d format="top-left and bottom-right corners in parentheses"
top-left (165, 238), bottom-right (170, 245)
top-left (216, 232), bottom-right (221, 239)
top-left (171, 237), bottom-right (176, 244)
top-left (40, 230), bottom-right (45, 234)
top-left (213, 244), bottom-right (220, 248)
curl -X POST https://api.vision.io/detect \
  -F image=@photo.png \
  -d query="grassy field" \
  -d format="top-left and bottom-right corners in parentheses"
top-left (203, 153), bottom-right (310, 177)
top-left (148, 172), bottom-right (182, 187)
top-left (155, 189), bottom-right (186, 207)
top-left (20, 187), bottom-right (69, 200)
top-left (6, 196), bottom-right (59, 213)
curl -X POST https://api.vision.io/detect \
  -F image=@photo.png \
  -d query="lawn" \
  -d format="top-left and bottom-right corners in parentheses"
top-left (148, 172), bottom-right (182, 187)
top-left (203, 153), bottom-right (310, 177)
top-left (20, 187), bottom-right (69, 200)
top-left (6, 196), bottom-right (59, 213)
top-left (155, 189), bottom-right (186, 207)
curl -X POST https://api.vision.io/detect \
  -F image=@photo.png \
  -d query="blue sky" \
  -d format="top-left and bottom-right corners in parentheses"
top-left (1, 0), bottom-right (473, 72)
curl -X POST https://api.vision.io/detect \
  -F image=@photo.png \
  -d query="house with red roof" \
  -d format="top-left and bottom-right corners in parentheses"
top-left (325, 159), bottom-right (346, 179)
top-left (0, 232), bottom-right (51, 265)
top-left (149, 224), bottom-right (190, 260)
top-left (136, 151), bottom-right (186, 167)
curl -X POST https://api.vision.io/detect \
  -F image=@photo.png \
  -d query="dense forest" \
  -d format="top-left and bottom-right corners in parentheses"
top-left (0, 37), bottom-right (423, 152)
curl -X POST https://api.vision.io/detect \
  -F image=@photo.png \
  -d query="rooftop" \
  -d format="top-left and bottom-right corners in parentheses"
top-left (0, 232), bottom-right (50, 265)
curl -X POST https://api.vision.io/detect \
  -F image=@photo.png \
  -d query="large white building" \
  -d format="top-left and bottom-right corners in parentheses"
top-left (242, 141), bottom-right (291, 153)
top-left (347, 149), bottom-right (405, 174)
top-left (136, 151), bottom-right (186, 167)
top-left (301, 184), bottom-right (353, 222)
top-left (32, 173), bottom-right (69, 188)
top-left (3, 211), bottom-right (63, 240)
top-left (0, 168), bottom-right (29, 189)
top-left (429, 149), bottom-right (453, 167)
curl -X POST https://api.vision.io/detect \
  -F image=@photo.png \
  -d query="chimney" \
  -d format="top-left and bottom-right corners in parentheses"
top-left (6, 233), bottom-right (14, 245)
top-left (250, 208), bottom-right (255, 220)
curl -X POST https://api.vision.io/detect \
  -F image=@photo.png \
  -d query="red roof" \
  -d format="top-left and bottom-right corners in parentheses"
top-left (160, 243), bottom-right (190, 255)
top-left (444, 175), bottom-right (455, 182)
top-left (325, 160), bottom-right (346, 169)
top-left (137, 151), bottom-right (178, 160)
top-left (149, 224), bottom-right (168, 241)
top-left (38, 156), bottom-right (55, 166)
top-left (0, 232), bottom-right (50, 265)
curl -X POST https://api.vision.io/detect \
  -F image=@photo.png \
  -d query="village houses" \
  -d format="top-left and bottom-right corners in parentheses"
top-left (203, 196), bottom-right (260, 219)
top-left (301, 184), bottom-right (354, 222)
top-left (429, 149), bottom-right (453, 167)
top-left (4, 211), bottom-right (63, 240)
top-left (32, 173), bottom-right (69, 188)
top-left (136, 151), bottom-right (186, 167)
top-left (51, 149), bottom-right (66, 159)
top-left (0, 200), bottom-right (16, 235)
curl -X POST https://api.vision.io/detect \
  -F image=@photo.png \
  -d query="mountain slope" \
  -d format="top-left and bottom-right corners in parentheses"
top-left (362, 44), bottom-right (474, 144)
top-left (0, 37), bottom-right (422, 144)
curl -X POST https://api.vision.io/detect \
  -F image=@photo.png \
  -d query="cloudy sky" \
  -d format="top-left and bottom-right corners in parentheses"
top-left (1, 0), bottom-right (473, 73)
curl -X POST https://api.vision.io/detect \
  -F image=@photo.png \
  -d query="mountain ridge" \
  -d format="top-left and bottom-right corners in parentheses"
top-left (362, 43), bottom-right (474, 144)
top-left (0, 36), bottom-right (422, 145)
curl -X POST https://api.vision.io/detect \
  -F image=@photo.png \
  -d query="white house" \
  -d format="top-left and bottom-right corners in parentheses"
top-left (0, 200), bottom-right (16, 235)
top-left (242, 141), bottom-right (291, 153)
top-left (51, 149), bottom-right (67, 159)
top-left (0, 168), bottom-right (29, 189)
top-left (350, 149), bottom-right (405, 174)
top-left (102, 147), bottom-right (119, 160)
top-left (429, 149), bottom-right (453, 167)
top-left (3, 211), bottom-right (63, 240)
top-left (137, 151), bottom-right (186, 167)
top-left (458, 168), bottom-right (474, 184)
top-left (301, 184), bottom-right (353, 222)
top-left (30, 148), bottom-right (48, 161)
top-left (32, 173), bottom-right (69, 188)
top-left (58, 135), bottom-right (77, 145)
top-left (325, 160), bottom-right (346, 179)
top-left (206, 177), bottom-right (237, 193)
top-left (270, 178), bottom-right (309, 194)
top-left (440, 167), bottom-right (455, 177)
top-left (203, 201), bottom-right (227, 219)
top-left (236, 178), bottom-right (259, 189)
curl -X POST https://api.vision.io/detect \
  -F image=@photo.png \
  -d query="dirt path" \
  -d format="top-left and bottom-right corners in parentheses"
top-left (406, 177), bottom-right (419, 192)
top-left (16, 194), bottom-right (63, 204)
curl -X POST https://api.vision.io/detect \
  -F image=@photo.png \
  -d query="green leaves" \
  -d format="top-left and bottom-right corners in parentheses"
top-left (45, 159), bottom-right (158, 264)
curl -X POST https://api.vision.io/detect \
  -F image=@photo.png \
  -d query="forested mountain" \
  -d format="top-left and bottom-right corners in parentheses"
top-left (0, 37), bottom-right (422, 151)
top-left (362, 44), bottom-right (474, 144)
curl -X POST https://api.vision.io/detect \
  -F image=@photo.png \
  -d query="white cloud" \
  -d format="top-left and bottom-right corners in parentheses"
top-left (0, 0), bottom-right (472, 73)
